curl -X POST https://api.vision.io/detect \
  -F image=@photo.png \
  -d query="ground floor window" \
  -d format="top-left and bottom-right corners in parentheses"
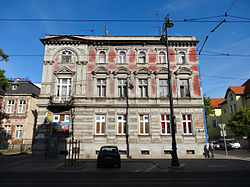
top-left (117, 115), bottom-right (126, 135)
top-left (14, 125), bottom-right (23, 139)
top-left (182, 114), bottom-right (192, 134)
top-left (139, 114), bottom-right (149, 135)
top-left (161, 115), bottom-right (171, 135)
top-left (96, 115), bottom-right (105, 135)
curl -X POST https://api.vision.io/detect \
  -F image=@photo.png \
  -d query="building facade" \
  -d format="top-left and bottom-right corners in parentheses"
top-left (1, 79), bottom-right (40, 145)
top-left (33, 35), bottom-right (206, 158)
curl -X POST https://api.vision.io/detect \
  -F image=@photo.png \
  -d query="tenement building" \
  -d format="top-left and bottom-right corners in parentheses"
top-left (33, 35), bottom-right (206, 158)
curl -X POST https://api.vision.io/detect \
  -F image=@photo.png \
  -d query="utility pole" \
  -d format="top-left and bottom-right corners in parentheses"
top-left (162, 14), bottom-right (180, 167)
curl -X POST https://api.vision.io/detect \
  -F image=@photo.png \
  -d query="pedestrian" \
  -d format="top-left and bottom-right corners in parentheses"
top-left (204, 145), bottom-right (210, 158)
top-left (209, 143), bottom-right (215, 158)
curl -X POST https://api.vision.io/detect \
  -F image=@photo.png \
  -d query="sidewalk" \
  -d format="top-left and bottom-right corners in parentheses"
top-left (1, 150), bottom-right (250, 173)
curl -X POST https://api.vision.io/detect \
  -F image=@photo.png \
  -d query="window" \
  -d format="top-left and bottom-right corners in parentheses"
top-left (178, 52), bottom-right (186, 64)
top-left (182, 114), bottom-right (192, 134)
top-left (119, 51), bottom-right (126, 63)
top-left (57, 78), bottom-right (71, 102)
top-left (18, 100), bottom-right (26, 114)
top-left (139, 114), bottom-right (149, 135)
top-left (229, 93), bottom-right (233, 101)
top-left (14, 125), bottom-right (23, 139)
top-left (12, 85), bottom-right (17, 90)
top-left (212, 120), bottom-right (217, 128)
top-left (62, 51), bottom-right (72, 63)
top-left (161, 115), bottom-right (171, 135)
top-left (159, 79), bottom-right (168, 97)
top-left (180, 79), bottom-right (190, 97)
top-left (118, 79), bottom-right (127, 97)
top-left (54, 114), bottom-right (70, 122)
top-left (97, 79), bottom-right (106, 97)
top-left (159, 52), bottom-right (166, 64)
top-left (233, 104), bottom-right (237, 113)
top-left (6, 100), bottom-right (14, 113)
top-left (224, 109), bottom-right (226, 114)
top-left (4, 125), bottom-right (11, 138)
top-left (117, 115), bottom-right (126, 135)
top-left (139, 79), bottom-right (148, 97)
top-left (99, 51), bottom-right (106, 63)
top-left (138, 51), bottom-right (146, 63)
top-left (229, 105), bottom-right (233, 113)
top-left (96, 115), bottom-right (105, 135)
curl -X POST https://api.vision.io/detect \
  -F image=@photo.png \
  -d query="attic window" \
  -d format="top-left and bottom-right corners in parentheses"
top-left (62, 51), bottom-right (72, 63)
top-left (12, 85), bottom-right (17, 90)
top-left (229, 93), bottom-right (233, 101)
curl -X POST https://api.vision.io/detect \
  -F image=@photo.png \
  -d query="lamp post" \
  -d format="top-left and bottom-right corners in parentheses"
top-left (162, 14), bottom-right (180, 167)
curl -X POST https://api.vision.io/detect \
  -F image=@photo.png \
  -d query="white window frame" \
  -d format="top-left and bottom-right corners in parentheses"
top-left (182, 114), bottom-right (192, 135)
top-left (99, 51), bottom-right (107, 63)
top-left (53, 114), bottom-right (70, 122)
top-left (158, 51), bottom-right (166, 64)
top-left (6, 100), bottom-right (14, 113)
top-left (177, 52), bottom-right (186, 64)
top-left (97, 78), bottom-right (106, 97)
top-left (95, 115), bottom-right (106, 135)
top-left (119, 51), bottom-right (126, 64)
top-left (180, 79), bottom-right (190, 98)
top-left (117, 114), bottom-right (126, 135)
top-left (138, 79), bottom-right (148, 97)
top-left (159, 79), bottom-right (168, 98)
top-left (4, 125), bottom-right (11, 138)
top-left (161, 115), bottom-right (171, 135)
top-left (18, 100), bottom-right (26, 114)
top-left (57, 78), bottom-right (71, 101)
top-left (118, 78), bottom-right (127, 97)
top-left (139, 114), bottom-right (149, 135)
top-left (62, 50), bottom-right (72, 63)
top-left (138, 51), bottom-right (146, 64)
top-left (14, 125), bottom-right (23, 139)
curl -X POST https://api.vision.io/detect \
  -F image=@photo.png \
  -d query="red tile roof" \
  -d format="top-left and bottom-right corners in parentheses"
top-left (210, 98), bottom-right (226, 108)
top-left (230, 86), bottom-right (245, 95)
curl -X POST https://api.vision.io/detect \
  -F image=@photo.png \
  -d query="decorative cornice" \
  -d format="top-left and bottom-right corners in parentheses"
top-left (174, 67), bottom-right (192, 75)
top-left (76, 61), bottom-right (88, 65)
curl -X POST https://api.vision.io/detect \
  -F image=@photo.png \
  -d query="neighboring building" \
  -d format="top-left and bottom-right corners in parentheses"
top-left (207, 79), bottom-right (250, 139)
top-left (33, 35), bottom-right (206, 158)
top-left (207, 98), bottom-right (225, 139)
top-left (1, 79), bottom-right (40, 145)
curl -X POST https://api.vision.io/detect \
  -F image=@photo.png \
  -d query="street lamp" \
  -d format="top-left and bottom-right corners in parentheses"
top-left (162, 14), bottom-right (180, 167)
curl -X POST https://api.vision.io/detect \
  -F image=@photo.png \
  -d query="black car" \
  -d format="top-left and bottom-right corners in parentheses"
top-left (97, 146), bottom-right (121, 168)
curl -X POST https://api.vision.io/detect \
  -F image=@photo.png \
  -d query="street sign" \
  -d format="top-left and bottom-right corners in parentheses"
top-left (218, 124), bottom-right (226, 130)
top-left (220, 130), bottom-right (227, 137)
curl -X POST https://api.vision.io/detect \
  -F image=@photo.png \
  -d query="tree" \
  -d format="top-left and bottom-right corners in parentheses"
top-left (203, 95), bottom-right (213, 119)
top-left (0, 49), bottom-right (9, 62)
top-left (0, 70), bottom-right (10, 91)
top-left (227, 108), bottom-right (250, 138)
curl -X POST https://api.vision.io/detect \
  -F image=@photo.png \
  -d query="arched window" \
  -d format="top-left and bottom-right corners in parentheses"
top-left (159, 52), bottom-right (166, 64)
top-left (99, 51), bottom-right (106, 63)
top-left (178, 52), bottom-right (186, 64)
top-left (119, 51), bottom-right (126, 63)
top-left (139, 51), bottom-right (146, 63)
top-left (62, 51), bottom-right (72, 63)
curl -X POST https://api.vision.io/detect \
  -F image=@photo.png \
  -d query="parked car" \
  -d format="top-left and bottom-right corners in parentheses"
top-left (97, 146), bottom-right (121, 168)
top-left (218, 139), bottom-right (241, 150)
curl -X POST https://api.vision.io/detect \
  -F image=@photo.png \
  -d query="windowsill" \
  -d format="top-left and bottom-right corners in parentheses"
top-left (94, 134), bottom-right (107, 136)
top-left (182, 134), bottom-right (194, 136)
top-left (138, 134), bottom-right (150, 136)
top-left (160, 134), bottom-right (171, 136)
top-left (116, 134), bottom-right (126, 136)
top-left (116, 63), bottom-right (128, 65)
top-left (136, 63), bottom-right (146, 65)
top-left (156, 63), bottom-right (167, 65)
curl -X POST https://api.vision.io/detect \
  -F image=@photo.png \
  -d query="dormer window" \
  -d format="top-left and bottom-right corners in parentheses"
top-left (139, 51), bottom-right (146, 63)
top-left (178, 52), bottom-right (186, 64)
top-left (119, 51), bottom-right (126, 63)
top-left (62, 51), bottom-right (72, 63)
top-left (12, 85), bottom-right (17, 90)
top-left (99, 51), bottom-right (106, 63)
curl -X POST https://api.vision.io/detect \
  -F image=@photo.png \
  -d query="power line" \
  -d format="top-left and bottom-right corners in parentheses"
top-left (200, 74), bottom-right (248, 80)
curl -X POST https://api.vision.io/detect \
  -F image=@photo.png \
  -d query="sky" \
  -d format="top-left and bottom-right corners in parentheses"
top-left (0, 0), bottom-right (249, 98)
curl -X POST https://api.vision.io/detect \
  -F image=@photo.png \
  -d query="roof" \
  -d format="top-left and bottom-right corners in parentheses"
top-left (242, 79), bottom-right (250, 95)
top-left (210, 98), bottom-right (226, 108)
top-left (229, 86), bottom-right (245, 95)
top-left (5, 81), bottom-right (40, 97)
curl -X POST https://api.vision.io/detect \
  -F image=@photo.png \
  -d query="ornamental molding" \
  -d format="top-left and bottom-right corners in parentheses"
top-left (113, 67), bottom-right (131, 75)
top-left (92, 66), bottom-right (111, 75)
top-left (155, 67), bottom-right (169, 75)
top-left (174, 67), bottom-right (192, 75)
top-left (134, 67), bottom-right (151, 75)
top-left (76, 61), bottom-right (88, 65)
top-left (54, 66), bottom-right (75, 76)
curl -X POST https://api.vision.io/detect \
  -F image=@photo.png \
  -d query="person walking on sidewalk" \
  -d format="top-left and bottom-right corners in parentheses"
top-left (209, 143), bottom-right (215, 158)
top-left (204, 145), bottom-right (210, 158)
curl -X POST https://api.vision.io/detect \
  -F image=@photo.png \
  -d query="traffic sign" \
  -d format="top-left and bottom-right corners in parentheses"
top-left (218, 124), bottom-right (226, 130)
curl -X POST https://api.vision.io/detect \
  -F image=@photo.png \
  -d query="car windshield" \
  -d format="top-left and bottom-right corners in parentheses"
top-left (101, 147), bottom-right (118, 152)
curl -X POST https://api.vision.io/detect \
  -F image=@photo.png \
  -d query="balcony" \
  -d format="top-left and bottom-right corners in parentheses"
top-left (48, 95), bottom-right (74, 111)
